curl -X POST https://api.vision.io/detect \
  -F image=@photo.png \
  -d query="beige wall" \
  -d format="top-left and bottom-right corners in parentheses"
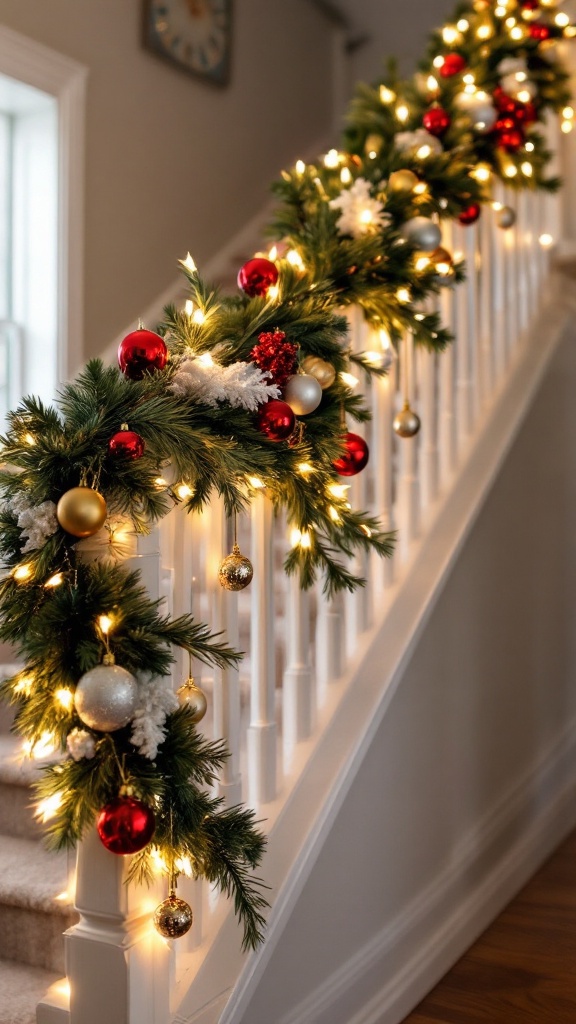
top-left (0, 1), bottom-right (338, 362)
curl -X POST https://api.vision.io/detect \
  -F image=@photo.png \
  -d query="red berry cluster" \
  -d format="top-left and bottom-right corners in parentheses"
top-left (492, 87), bottom-right (537, 152)
top-left (250, 330), bottom-right (298, 388)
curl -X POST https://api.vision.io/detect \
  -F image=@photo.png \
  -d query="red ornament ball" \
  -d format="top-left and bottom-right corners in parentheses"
top-left (250, 329), bottom-right (298, 387)
top-left (118, 329), bottom-right (167, 381)
top-left (529, 22), bottom-right (551, 40)
top-left (108, 428), bottom-right (145, 460)
top-left (440, 53), bottom-right (467, 78)
top-left (237, 258), bottom-right (279, 298)
top-left (97, 796), bottom-right (156, 855)
top-left (332, 432), bottom-right (370, 477)
top-left (521, 0), bottom-right (539, 9)
top-left (493, 87), bottom-right (517, 115)
top-left (495, 117), bottom-right (525, 151)
top-left (256, 399), bottom-right (296, 442)
top-left (514, 101), bottom-right (537, 125)
top-left (458, 202), bottom-right (481, 226)
top-left (422, 107), bottom-right (451, 136)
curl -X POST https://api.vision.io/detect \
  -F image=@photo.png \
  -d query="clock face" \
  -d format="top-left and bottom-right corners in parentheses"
top-left (143, 0), bottom-right (232, 84)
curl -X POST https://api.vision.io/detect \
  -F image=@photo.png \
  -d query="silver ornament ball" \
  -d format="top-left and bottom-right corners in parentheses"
top-left (74, 662), bottom-right (139, 732)
top-left (400, 217), bottom-right (442, 254)
top-left (454, 91), bottom-right (497, 134)
top-left (283, 373), bottom-right (322, 416)
top-left (497, 205), bottom-right (516, 230)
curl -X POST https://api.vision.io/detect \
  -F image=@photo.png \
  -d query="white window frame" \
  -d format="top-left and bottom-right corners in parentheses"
top-left (0, 24), bottom-right (87, 384)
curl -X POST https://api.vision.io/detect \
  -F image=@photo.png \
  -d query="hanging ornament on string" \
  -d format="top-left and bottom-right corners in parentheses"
top-left (237, 257), bottom-right (279, 297)
top-left (458, 202), bottom-right (481, 226)
top-left (108, 423), bottom-right (145, 460)
top-left (393, 401), bottom-right (421, 438)
top-left (154, 885), bottom-right (194, 939)
top-left (97, 793), bottom-right (156, 855)
top-left (400, 216), bottom-right (442, 253)
top-left (283, 373), bottom-right (322, 416)
top-left (256, 399), bottom-right (295, 441)
top-left (177, 663), bottom-right (208, 724)
top-left (422, 106), bottom-right (451, 136)
top-left (387, 169), bottom-right (419, 194)
top-left (332, 413), bottom-right (370, 476)
top-left (300, 354), bottom-right (336, 390)
top-left (118, 323), bottom-right (168, 380)
top-left (218, 512), bottom-right (253, 591)
top-left (439, 53), bottom-right (467, 78)
top-left (497, 205), bottom-right (517, 229)
top-left (57, 486), bottom-right (107, 538)
top-left (429, 247), bottom-right (455, 286)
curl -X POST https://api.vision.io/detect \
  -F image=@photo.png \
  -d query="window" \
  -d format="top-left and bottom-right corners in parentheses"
top-left (0, 74), bottom-right (58, 422)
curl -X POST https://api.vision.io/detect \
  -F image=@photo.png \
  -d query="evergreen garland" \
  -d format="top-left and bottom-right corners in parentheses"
top-left (0, 0), bottom-right (572, 954)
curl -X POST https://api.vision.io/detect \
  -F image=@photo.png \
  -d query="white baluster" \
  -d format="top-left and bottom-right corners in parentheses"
top-left (454, 223), bottom-right (474, 447)
top-left (438, 221), bottom-right (457, 483)
top-left (418, 337), bottom-right (438, 514)
top-left (212, 509), bottom-right (242, 808)
top-left (370, 344), bottom-right (396, 598)
top-left (282, 571), bottom-right (312, 768)
top-left (396, 333), bottom-right (420, 558)
top-left (344, 308), bottom-right (371, 653)
top-left (464, 221), bottom-right (480, 424)
top-left (315, 588), bottom-right (345, 700)
top-left (247, 493), bottom-right (277, 806)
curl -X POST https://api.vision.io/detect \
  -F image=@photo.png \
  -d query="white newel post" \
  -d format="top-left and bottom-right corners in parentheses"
top-left (61, 531), bottom-right (170, 1024)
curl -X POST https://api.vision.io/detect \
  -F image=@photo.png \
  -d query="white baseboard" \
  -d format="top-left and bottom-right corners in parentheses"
top-left (279, 712), bottom-right (576, 1024)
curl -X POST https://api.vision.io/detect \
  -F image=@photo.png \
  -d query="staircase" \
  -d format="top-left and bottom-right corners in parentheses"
top-left (0, 692), bottom-right (76, 1024)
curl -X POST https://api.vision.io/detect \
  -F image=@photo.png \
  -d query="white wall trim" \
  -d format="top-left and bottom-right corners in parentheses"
top-left (0, 25), bottom-right (88, 382)
top-left (278, 713), bottom-right (576, 1024)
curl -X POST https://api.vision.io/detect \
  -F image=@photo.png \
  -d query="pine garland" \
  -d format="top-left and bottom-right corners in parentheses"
top-left (0, 0), bottom-right (572, 955)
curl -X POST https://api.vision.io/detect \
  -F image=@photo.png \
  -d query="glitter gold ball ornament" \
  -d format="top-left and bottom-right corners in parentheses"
top-left (497, 205), bottom-right (517, 229)
top-left (218, 544), bottom-right (254, 591)
top-left (118, 328), bottom-right (167, 380)
top-left (97, 796), bottom-right (155, 855)
top-left (153, 892), bottom-right (193, 939)
top-left (300, 355), bottom-right (337, 390)
top-left (388, 169), bottom-right (419, 194)
top-left (393, 402), bottom-right (421, 438)
top-left (283, 373), bottom-right (323, 416)
top-left (237, 257), bottom-right (279, 297)
top-left (74, 659), bottom-right (139, 732)
top-left (400, 217), bottom-right (442, 253)
top-left (56, 486), bottom-right (107, 538)
top-left (177, 678), bottom-right (208, 723)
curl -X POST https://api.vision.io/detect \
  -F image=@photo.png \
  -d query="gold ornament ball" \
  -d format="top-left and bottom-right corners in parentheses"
top-left (153, 893), bottom-right (193, 939)
top-left (301, 355), bottom-right (337, 390)
top-left (393, 403), bottom-right (421, 439)
top-left (177, 678), bottom-right (208, 723)
top-left (218, 545), bottom-right (254, 591)
top-left (56, 487), bottom-right (107, 538)
top-left (388, 169), bottom-right (419, 194)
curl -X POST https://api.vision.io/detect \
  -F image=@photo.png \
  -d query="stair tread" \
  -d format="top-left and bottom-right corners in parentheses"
top-left (0, 834), bottom-right (72, 915)
top-left (0, 960), bottom-right (61, 1024)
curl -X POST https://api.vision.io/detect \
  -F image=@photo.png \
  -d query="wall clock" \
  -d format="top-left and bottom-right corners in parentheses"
top-left (143, 0), bottom-right (232, 85)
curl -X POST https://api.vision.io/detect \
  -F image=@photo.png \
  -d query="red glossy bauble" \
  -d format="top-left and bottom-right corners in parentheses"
top-left (458, 203), bottom-right (481, 226)
top-left (108, 428), bottom-right (145, 459)
top-left (422, 107), bottom-right (451, 136)
top-left (521, 0), bottom-right (539, 9)
top-left (495, 117), bottom-right (525, 151)
top-left (332, 432), bottom-right (370, 477)
top-left (97, 796), bottom-right (156, 855)
top-left (439, 53), bottom-right (467, 78)
top-left (514, 101), bottom-right (537, 125)
top-left (256, 399), bottom-right (296, 442)
top-left (493, 87), bottom-right (517, 114)
top-left (237, 258), bottom-right (279, 298)
top-left (118, 329), bottom-right (167, 381)
top-left (529, 22), bottom-right (551, 40)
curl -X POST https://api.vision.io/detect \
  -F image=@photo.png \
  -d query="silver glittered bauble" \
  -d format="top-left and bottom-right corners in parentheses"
top-left (176, 678), bottom-right (208, 723)
top-left (400, 217), bottom-right (442, 254)
top-left (74, 660), bottom-right (139, 732)
top-left (283, 374), bottom-right (322, 416)
top-left (153, 892), bottom-right (193, 939)
top-left (393, 402), bottom-right (421, 438)
top-left (497, 205), bottom-right (517, 230)
top-left (218, 544), bottom-right (254, 591)
top-left (454, 90), bottom-right (497, 134)
top-left (388, 169), bottom-right (419, 194)
top-left (301, 355), bottom-right (337, 390)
